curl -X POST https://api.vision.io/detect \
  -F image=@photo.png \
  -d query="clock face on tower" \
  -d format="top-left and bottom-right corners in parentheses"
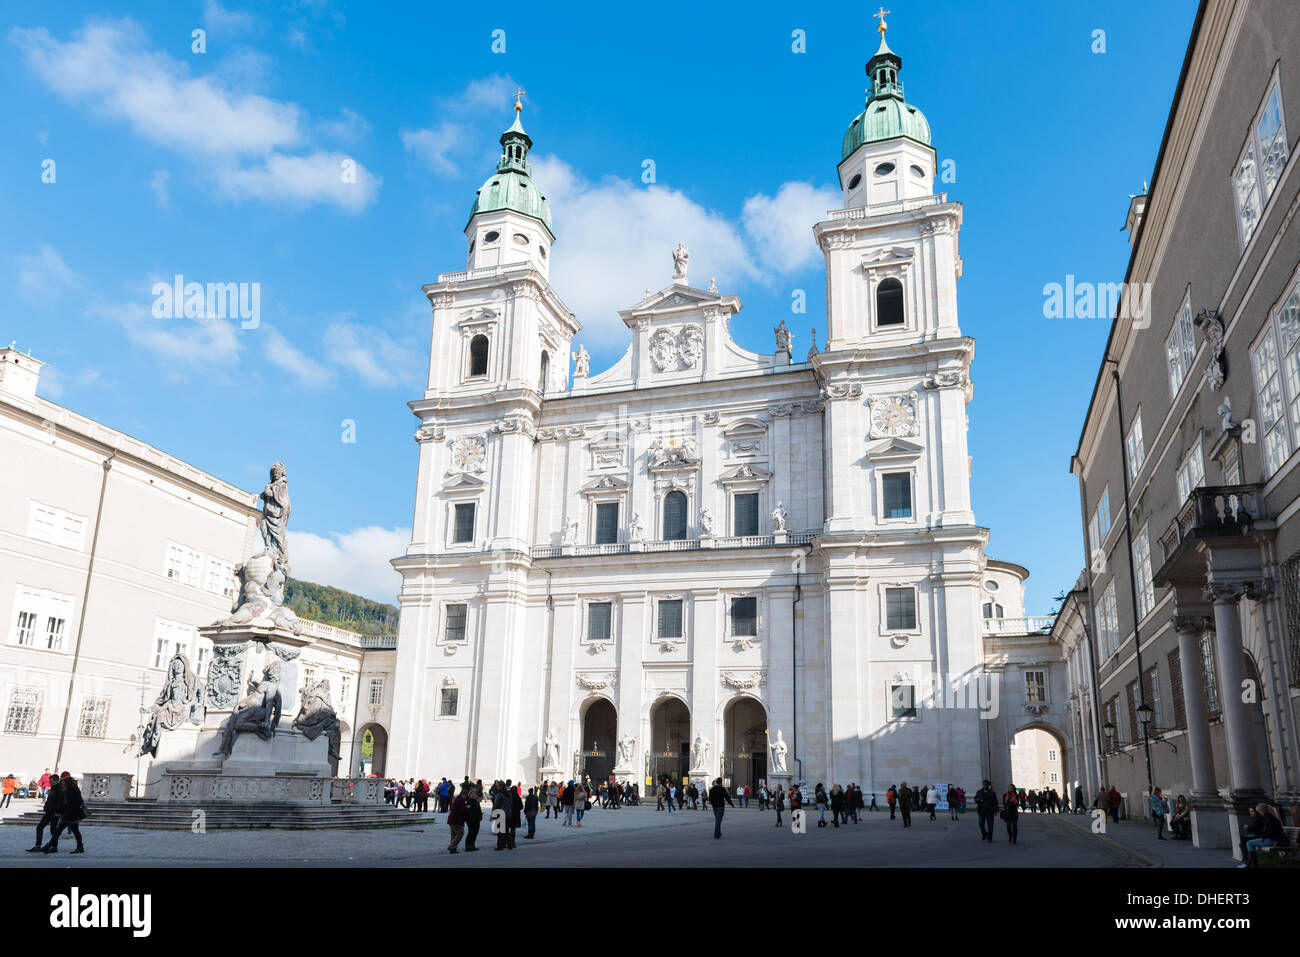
top-left (868, 394), bottom-right (918, 438)
top-left (449, 436), bottom-right (486, 473)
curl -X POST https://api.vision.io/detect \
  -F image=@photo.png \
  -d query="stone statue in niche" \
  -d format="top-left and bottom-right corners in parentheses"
top-left (629, 512), bottom-right (645, 542)
top-left (700, 507), bottom-right (714, 537)
top-left (771, 501), bottom-right (788, 532)
top-left (770, 729), bottom-right (789, 774)
top-left (215, 661), bottom-right (284, 756)
top-left (690, 733), bottom-right (710, 771)
top-left (617, 733), bottom-right (636, 768)
top-left (543, 727), bottom-right (562, 768)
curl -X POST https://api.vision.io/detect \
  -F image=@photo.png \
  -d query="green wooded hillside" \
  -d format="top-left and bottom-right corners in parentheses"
top-left (284, 578), bottom-right (398, 635)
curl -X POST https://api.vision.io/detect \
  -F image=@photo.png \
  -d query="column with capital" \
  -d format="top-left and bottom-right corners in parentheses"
top-left (1173, 614), bottom-right (1230, 848)
top-left (1208, 582), bottom-right (1269, 857)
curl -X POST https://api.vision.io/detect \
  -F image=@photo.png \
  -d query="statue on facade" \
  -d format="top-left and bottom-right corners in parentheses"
top-left (774, 319), bottom-right (792, 354)
top-left (770, 729), bottom-right (789, 774)
top-left (690, 733), bottom-right (710, 771)
top-left (629, 512), bottom-right (645, 542)
top-left (292, 677), bottom-right (342, 761)
top-left (671, 242), bottom-right (690, 281)
top-left (572, 344), bottom-right (590, 378)
top-left (563, 517), bottom-right (579, 545)
top-left (617, 733), bottom-right (636, 768)
top-left (215, 661), bottom-right (284, 756)
top-left (543, 727), bottom-right (562, 768)
top-left (771, 501), bottom-right (788, 532)
top-left (137, 653), bottom-right (201, 758)
top-left (700, 506), bottom-right (714, 537)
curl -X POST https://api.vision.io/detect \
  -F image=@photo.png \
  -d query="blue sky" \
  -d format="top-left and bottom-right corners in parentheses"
top-left (1, 1), bottom-right (1198, 609)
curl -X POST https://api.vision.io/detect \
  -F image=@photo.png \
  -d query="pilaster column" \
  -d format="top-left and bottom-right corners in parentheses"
top-left (1208, 585), bottom-right (1266, 799)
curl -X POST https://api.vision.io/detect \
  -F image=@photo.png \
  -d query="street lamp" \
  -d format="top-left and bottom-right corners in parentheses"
top-left (1102, 720), bottom-right (1115, 750)
top-left (1136, 703), bottom-right (1152, 730)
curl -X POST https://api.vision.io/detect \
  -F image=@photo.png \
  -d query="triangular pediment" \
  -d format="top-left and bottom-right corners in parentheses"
top-left (865, 438), bottom-right (924, 461)
top-left (581, 474), bottom-right (629, 494)
top-left (718, 463), bottom-right (773, 484)
top-left (443, 472), bottom-right (487, 493)
top-left (619, 282), bottom-right (740, 327)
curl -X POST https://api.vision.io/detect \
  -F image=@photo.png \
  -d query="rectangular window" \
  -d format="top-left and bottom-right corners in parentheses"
top-left (440, 687), bottom-right (459, 717)
top-left (889, 684), bottom-right (917, 720)
top-left (885, 587), bottom-right (917, 631)
top-left (1175, 441), bottom-right (1206, 502)
top-left (152, 618), bottom-right (195, 669)
top-left (1258, 81), bottom-right (1289, 197)
top-left (882, 473), bottom-right (912, 519)
top-left (205, 558), bottom-right (236, 598)
top-left (595, 502), bottom-right (619, 545)
top-left (1126, 413), bottom-right (1146, 484)
top-left (14, 611), bottom-right (38, 647)
top-left (28, 503), bottom-right (87, 550)
top-left (730, 596), bottom-right (758, 637)
top-left (340, 675), bottom-right (351, 709)
top-left (657, 599), bottom-right (683, 639)
top-left (44, 615), bottom-right (67, 652)
top-left (11, 586), bottom-right (73, 652)
top-left (1088, 488), bottom-right (1111, 556)
top-left (733, 493), bottom-right (759, 536)
top-left (1048, 749), bottom-right (1058, 762)
top-left (1146, 666), bottom-right (1162, 731)
top-left (1235, 141), bottom-right (1263, 245)
top-left (1049, 771), bottom-right (1059, 784)
top-left (1252, 325), bottom-right (1292, 475)
top-left (28, 504), bottom-right (58, 542)
top-left (1133, 525), bottom-right (1155, 620)
top-left (445, 603), bottom-right (468, 643)
top-left (165, 542), bottom-right (204, 588)
top-left (1024, 670), bottom-right (1046, 704)
top-left (303, 666), bottom-right (317, 689)
top-left (5, 688), bottom-right (42, 735)
top-left (77, 696), bottom-right (110, 739)
top-left (1235, 77), bottom-right (1289, 246)
top-left (587, 602), bottom-right (612, 641)
top-left (368, 677), bottom-right (385, 707)
top-left (452, 503), bottom-right (476, 544)
top-left (1099, 582), bottom-right (1120, 658)
top-left (1166, 297), bottom-right (1197, 398)
top-left (1167, 648), bottom-right (1186, 729)
top-left (1201, 633), bottom-right (1220, 714)
top-left (1127, 679), bottom-right (1141, 742)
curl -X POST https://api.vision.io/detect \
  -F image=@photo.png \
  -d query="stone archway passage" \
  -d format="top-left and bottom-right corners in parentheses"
top-left (723, 696), bottom-right (768, 793)
top-left (360, 723), bottom-right (388, 777)
top-left (648, 697), bottom-right (690, 794)
top-left (1008, 726), bottom-right (1067, 803)
top-left (580, 698), bottom-right (617, 786)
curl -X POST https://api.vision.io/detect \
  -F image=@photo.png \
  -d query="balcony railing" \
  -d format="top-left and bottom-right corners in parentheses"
top-left (1158, 484), bottom-right (1261, 565)
top-left (297, 619), bottom-right (397, 650)
top-left (529, 532), bottom-right (813, 560)
top-left (981, 616), bottom-right (1056, 636)
top-left (826, 194), bottom-right (947, 222)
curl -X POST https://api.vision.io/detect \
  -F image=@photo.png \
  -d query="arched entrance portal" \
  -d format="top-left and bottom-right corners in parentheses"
top-left (647, 696), bottom-right (690, 795)
top-left (359, 723), bottom-right (388, 777)
top-left (1008, 725), bottom-right (1068, 801)
top-left (723, 696), bottom-right (768, 792)
top-left (578, 698), bottom-right (617, 786)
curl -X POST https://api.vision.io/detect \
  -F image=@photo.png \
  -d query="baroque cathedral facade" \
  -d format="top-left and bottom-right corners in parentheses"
top-left (388, 29), bottom-right (1024, 792)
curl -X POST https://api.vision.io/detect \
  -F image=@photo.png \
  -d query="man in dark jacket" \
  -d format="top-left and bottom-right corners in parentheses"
top-left (898, 782), bottom-right (913, 828)
top-left (28, 776), bottom-right (65, 852)
top-left (524, 787), bottom-right (540, 838)
top-left (974, 779), bottom-right (998, 842)
top-left (506, 781), bottom-right (523, 849)
top-left (447, 789), bottom-right (468, 853)
top-left (492, 782), bottom-right (510, 850)
top-left (464, 787), bottom-right (482, 851)
top-left (707, 777), bottom-right (734, 839)
top-left (44, 774), bottom-right (86, 854)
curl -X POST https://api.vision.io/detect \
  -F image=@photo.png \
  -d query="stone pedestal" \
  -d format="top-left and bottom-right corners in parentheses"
top-left (144, 622), bottom-right (336, 805)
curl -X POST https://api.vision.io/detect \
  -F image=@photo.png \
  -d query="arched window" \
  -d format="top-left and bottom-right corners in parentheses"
top-left (539, 350), bottom-right (550, 393)
top-left (469, 335), bottom-right (489, 377)
top-left (876, 278), bottom-right (905, 327)
top-left (662, 490), bottom-right (688, 541)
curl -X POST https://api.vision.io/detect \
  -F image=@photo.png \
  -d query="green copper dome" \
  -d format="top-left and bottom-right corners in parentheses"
top-left (468, 109), bottom-right (553, 234)
top-left (841, 34), bottom-right (931, 160)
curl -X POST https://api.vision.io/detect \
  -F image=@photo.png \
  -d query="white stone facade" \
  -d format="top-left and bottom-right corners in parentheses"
top-left (389, 69), bottom-right (1026, 793)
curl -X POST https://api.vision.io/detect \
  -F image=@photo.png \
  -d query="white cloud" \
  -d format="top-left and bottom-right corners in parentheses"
top-left (17, 244), bottom-right (83, 302)
top-left (99, 300), bottom-right (241, 365)
top-left (323, 320), bottom-right (424, 389)
top-left (263, 326), bottom-right (330, 387)
top-left (401, 74), bottom-right (516, 177)
top-left (289, 525), bottom-right (408, 604)
top-left (741, 181), bottom-right (840, 275)
top-left (11, 18), bottom-right (378, 212)
top-left (36, 365), bottom-right (102, 401)
top-left (201, 1), bottom-right (256, 34)
top-left (317, 106), bottom-right (370, 144)
top-left (216, 151), bottom-right (379, 213)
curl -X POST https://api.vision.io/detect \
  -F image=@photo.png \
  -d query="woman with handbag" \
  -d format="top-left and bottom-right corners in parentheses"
top-left (1001, 784), bottom-right (1019, 845)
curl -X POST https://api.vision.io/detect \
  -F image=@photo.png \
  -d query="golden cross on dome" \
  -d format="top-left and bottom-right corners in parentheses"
top-left (512, 87), bottom-right (526, 112)
top-left (874, 6), bottom-right (890, 34)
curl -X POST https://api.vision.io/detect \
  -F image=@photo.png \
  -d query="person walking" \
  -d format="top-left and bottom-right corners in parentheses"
top-left (774, 784), bottom-right (786, 827)
top-left (974, 780), bottom-right (997, 842)
top-left (463, 786), bottom-right (482, 851)
top-left (814, 783), bottom-right (829, 827)
top-left (707, 777), bottom-right (734, 839)
top-left (0, 773), bottom-right (15, 809)
top-left (898, 782), bottom-right (913, 828)
top-left (492, 782), bottom-right (511, 850)
top-left (562, 780), bottom-right (576, 826)
top-left (1149, 787), bottom-right (1169, 841)
top-left (43, 773), bottom-right (87, 854)
top-left (574, 781), bottom-right (587, 828)
top-left (1002, 784), bottom-right (1019, 844)
top-left (447, 788), bottom-right (467, 853)
top-left (1107, 785), bottom-right (1122, 823)
top-left (524, 786), bottom-right (539, 838)
top-left (927, 785), bottom-right (939, 821)
top-left (28, 776), bottom-right (65, 853)
top-left (507, 781), bottom-right (522, 849)
top-left (869, 792), bottom-right (878, 812)
top-left (886, 784), bottom-right (897, 820)
top-left (829, 785), bottom-right (845, 827)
